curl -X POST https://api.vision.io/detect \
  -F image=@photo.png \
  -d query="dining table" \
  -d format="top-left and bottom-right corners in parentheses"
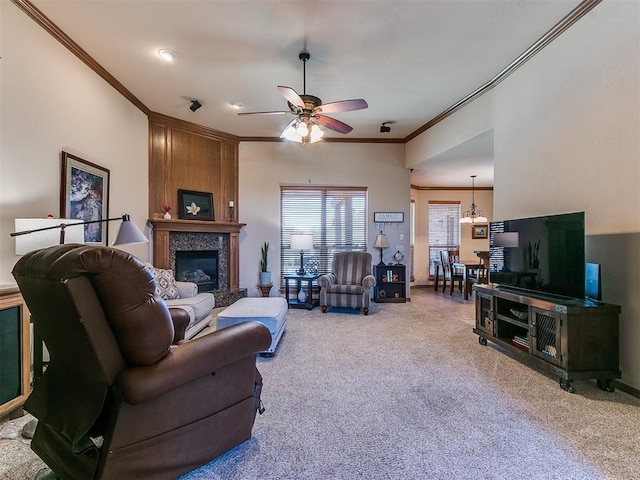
top-left (452, 261), bottom-right (484, 300)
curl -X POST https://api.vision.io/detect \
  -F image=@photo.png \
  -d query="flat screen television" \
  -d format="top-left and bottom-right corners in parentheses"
top-left (488, 212), bottom-right (585, 299)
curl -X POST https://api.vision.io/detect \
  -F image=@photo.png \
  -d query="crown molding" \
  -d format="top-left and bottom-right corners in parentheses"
top-left (149, 112), bottom-right (240, 144)
top-left (13, 0), bottom-right (601, 144)
top-left (411, 185), bottom-right (494, 191)
top-left (404, 0), bottom-right (602, 142)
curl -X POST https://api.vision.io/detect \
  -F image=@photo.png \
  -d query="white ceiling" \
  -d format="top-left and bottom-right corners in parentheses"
top-left (28, 0), bottom-right (583, 187)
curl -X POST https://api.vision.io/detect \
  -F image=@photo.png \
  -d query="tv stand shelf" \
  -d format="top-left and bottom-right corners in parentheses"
top-left (473, 284), bottom-right (621, 393)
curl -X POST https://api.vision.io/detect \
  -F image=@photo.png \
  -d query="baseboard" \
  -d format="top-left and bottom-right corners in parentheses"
top-left (612, 380), bottom-right (640, 399)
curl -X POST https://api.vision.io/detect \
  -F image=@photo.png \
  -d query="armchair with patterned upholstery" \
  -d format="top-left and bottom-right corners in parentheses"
top-left (318, 252), bottom-right (376, 315)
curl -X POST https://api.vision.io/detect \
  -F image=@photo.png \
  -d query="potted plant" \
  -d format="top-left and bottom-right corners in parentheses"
top-left (528, 239), bottom-right (540, 269)
top-left (259, 242), bottom-right (271, 285)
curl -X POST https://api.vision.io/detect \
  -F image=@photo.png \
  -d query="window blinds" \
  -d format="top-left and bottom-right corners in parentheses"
top-left (280, 186), bottom-right (368, 284)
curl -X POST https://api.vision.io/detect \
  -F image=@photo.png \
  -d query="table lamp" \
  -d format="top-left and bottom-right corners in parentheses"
top-left (374, 231), bottom-right (389, 266)
top-left (291, 233), bottom-right (314, 275)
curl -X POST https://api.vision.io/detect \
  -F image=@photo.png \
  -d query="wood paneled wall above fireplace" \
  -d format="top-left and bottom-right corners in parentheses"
top-left (149, 112), bottom-right (240, 221)
top-left (148, 113), bottom-right (244, 292)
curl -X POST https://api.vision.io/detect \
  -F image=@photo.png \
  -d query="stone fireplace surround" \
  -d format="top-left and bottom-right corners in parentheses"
top-left (148, 218), bottom-right (246, 307)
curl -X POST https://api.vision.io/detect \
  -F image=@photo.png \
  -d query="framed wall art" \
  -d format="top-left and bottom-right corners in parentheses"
top-left (178, 189), bottom-right (214, 220)
top-left (60, 151), bottom-right (110, 245)
top-left (471, 224), bottom-right (488, 239)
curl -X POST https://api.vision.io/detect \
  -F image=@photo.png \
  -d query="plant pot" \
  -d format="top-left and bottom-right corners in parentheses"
top-left (259, 271), bottom-right (271, 285)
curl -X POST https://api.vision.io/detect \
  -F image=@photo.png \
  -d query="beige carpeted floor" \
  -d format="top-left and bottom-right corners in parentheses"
top-left (1, 287), bottom-right (639, 479)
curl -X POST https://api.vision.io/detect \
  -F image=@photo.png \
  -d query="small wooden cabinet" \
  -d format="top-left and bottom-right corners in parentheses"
top-left (374, 264), bottom-right (406, 303)
top-left (473, 284), bottom-right (621, 393)
top-left (0, 286), bottom-right (30, 420)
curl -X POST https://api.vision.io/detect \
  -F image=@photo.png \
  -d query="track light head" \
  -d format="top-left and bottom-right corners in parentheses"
top-left (380, 123), bottom-right (391, 133)
top-left (190, 100), bottom-right (202, 112)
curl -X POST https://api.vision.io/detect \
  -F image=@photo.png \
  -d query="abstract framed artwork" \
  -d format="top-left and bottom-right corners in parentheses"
top-left (178, 189), bottom-right (214, 220)
top-left (60, 151), bottom-right (110, 245)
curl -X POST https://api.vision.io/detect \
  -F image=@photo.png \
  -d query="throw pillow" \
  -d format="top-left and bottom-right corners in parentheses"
top-left (149, 266), bottom-right (180, 300)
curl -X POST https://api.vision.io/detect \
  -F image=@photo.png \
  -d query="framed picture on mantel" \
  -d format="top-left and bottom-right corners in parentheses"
top-left (178, 189), bottom-right (214, 220)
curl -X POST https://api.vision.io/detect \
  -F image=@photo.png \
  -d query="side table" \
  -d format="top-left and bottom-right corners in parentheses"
top-left (257, 283), bottom-right (272, 297)
top-left (284, 274), bottom-right (320, 310)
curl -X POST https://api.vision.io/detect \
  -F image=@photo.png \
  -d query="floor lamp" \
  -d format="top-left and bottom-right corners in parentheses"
top-left (11, 214), bottom-right (148, 248)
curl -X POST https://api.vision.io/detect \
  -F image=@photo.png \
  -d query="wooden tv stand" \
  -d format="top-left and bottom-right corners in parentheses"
top-left (473, 284), bottom-right (621, 393)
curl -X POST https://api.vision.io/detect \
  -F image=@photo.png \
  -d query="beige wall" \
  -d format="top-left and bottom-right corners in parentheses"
top-left (238, 142), bottom-right (410, 297)
top-left (407, 1), bottom-right (640, 389)
top-left (3, 0), bottom-right (638, 389)
top-left (0, 2), bottom-right (149, 284)
top-left (411, 188), bottom-right (493, 286)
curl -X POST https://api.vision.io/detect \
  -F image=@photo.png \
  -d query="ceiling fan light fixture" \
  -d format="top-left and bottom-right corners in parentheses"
top-left (282, 125), bottom-right (303, 143)
top-left (240, 50), bottom-right (367, 141)
top-left (296, 121), bottom-right (309, 137)
top-left (310, 124), bottom-right (324, 143)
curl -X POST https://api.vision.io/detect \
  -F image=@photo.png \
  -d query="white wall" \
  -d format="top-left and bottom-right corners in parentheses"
top-left (406, 92), bottom-right (494, 168)
top-left (238, 142), bottom-right (410, 297)
top-left (407, 1), bottom-right (640, 389)
top-left (0, 2), bottom-right (149, 284)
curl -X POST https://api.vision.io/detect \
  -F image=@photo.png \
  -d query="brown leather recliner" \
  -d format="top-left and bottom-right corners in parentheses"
top-left (12, 244), bottom-right (271, 480)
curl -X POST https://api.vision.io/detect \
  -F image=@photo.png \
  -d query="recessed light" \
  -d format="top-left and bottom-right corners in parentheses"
top-left (157, 49), bottom-right (177, 62)
top-left (230, 101), bottom-right (244, 109)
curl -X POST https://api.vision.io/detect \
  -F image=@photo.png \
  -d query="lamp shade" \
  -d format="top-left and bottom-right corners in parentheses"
top-left (291, 233), bottom-right (313, 251)
top-left (113, 215), bottom-right (148, 245)
top-left (374, 232), bottom-right (389, 249)
top-left (494, 232), bottom-right (519, 248)
top-left (14, 218), bottom-right (85, 255)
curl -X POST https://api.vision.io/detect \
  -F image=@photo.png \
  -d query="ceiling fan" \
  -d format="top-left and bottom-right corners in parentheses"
top-left (238, 51), bottom-right (368, 143)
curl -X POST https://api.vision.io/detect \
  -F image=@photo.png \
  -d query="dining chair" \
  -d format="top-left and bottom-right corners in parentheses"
top-left (468, 251), bottom-right (490, 291)
top-left (440, 250), bottom-right (464, 295)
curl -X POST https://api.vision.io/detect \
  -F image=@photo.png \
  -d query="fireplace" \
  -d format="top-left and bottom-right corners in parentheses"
top-left (148, 218), bottom-right (245, 306)
top-left (175, 250), bottom-right (218, 292)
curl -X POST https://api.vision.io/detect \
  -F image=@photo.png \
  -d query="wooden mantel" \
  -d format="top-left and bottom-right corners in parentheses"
top-left (148, 218), bottom-right (246, 291)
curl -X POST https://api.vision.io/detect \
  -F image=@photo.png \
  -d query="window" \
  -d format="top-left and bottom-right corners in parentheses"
top-left (428, 201), bottom-right (460, 276)
top-left (489, 220), bottom-right (505, 271)
top-left (280, 186), bottom-right (368, 285)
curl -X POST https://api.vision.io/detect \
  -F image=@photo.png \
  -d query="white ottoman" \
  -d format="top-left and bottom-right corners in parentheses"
top-left (216, 297), bottom-right (288, 355)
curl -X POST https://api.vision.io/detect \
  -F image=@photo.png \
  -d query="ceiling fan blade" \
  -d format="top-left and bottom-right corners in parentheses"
top-left (315, 114), bottom-right (353, 134)
top-left (278, 86), bottom-right (305, 108)
top-left (238, 110), bottom-right (290, 116)
top-left (315, 99), bottom-right (368, 114)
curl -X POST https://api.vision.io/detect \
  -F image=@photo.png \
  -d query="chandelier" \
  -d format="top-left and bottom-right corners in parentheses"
top-left (460, 175), bottom-right (488, 224)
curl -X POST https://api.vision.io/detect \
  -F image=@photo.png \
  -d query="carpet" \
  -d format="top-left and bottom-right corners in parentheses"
top-left (2, 289), bottom-right (639, 479)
